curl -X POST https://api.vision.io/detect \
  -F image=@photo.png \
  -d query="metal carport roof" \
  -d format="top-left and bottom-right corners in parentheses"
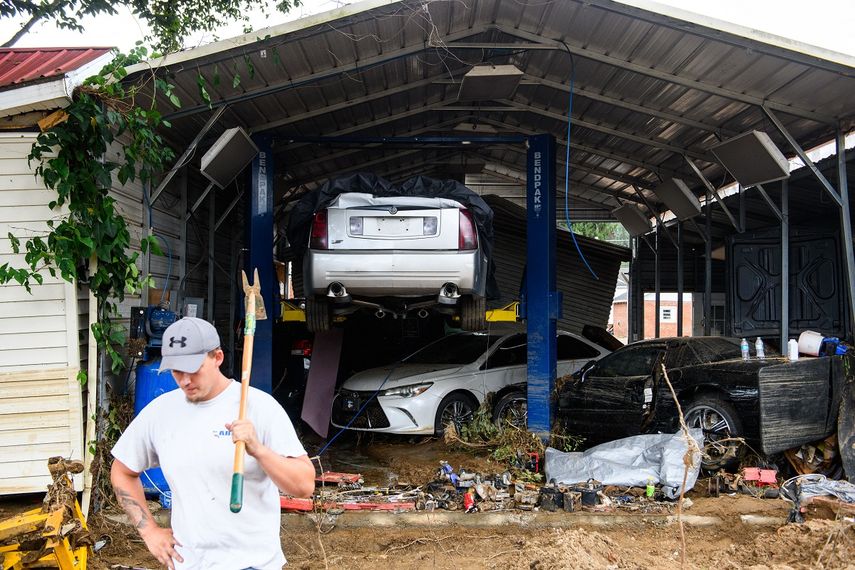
top-left (127, 0), bottom-right (855, 223)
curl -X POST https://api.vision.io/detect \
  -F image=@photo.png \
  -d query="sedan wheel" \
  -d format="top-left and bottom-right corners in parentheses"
top-left (492, 392), bottom-right (527, 430)
top-left (684, 396), bottom-right (743, 470)
top-left (435, 394), bottom-right (477, 436)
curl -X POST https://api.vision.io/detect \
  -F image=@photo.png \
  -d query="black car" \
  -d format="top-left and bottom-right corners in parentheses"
top-left (556, 336), bottom-right (844, 469)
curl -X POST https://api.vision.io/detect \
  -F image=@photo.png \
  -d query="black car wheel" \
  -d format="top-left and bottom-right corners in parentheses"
top-left (435, 393), bottom-right (477, 436)
top-left (492, 392), bottom-right (527, 430)
top-left (305, 297), bottom-right (330, 333)
top-left (460, 295), bottom-right (486, 331)
top-left (684, 395), bottom-right (743, 470)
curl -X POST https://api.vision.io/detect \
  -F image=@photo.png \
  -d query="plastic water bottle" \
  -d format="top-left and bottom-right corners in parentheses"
top-left (788, 339), bottom-right (799, 361)
top-left (755, 337), bottom-right (766, 360)
top-left (740, 338), bottom-right (750, 360)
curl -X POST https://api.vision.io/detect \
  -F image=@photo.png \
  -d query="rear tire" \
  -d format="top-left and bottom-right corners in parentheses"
top-left (460, 295), bottom-right (486, 331)
top-left (434, 393), bottom-right (478, 436)
top-left (305, 296), bottom-right (330, 333)
top-left (684, 395), bottom-right (743, 471)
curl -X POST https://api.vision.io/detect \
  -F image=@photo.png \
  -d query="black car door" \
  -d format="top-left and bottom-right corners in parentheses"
top-left (562, 344), bottom-right (665, 445)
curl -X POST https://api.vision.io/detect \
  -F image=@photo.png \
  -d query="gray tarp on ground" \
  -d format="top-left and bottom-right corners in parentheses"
top-left (545, 429), bottom-right (704, 499)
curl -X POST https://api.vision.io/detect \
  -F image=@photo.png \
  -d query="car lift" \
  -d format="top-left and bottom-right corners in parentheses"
top-left (279, 300), bottom-right (521, 323)
top-left (249, 133), bottom-right (559, 436)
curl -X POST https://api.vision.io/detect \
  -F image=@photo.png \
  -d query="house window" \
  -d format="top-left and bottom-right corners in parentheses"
top-left (660, 307), bottom-right (676, 322)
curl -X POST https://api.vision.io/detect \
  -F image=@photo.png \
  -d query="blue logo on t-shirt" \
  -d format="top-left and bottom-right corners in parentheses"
top-left (213, 429), bottom-right (232, 438)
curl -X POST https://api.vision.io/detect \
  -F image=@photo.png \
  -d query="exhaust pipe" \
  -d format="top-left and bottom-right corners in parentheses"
top-left (437, 282), bottom-right (460, 305)
top-left (417, 308), bottom-right (430, 319)
top-left (326, 282), bottom-right (351, 304)
top-left (375, 309), bottom-right (387, 319)
top-left (328, 282), bottom-right (346, 297)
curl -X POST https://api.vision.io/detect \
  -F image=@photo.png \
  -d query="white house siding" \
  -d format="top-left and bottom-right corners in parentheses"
top-left (0, 132), bottom-right (84, 494)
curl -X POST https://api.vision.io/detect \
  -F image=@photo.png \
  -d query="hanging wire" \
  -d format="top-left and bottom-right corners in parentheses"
top-left (560, 42), bottom-right (598, 280)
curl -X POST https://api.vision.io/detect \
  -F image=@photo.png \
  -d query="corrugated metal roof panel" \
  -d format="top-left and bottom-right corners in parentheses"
top-left (120, 0), bottom-right (852, 231)
top-left (0, 48), bottom-right (111, 89)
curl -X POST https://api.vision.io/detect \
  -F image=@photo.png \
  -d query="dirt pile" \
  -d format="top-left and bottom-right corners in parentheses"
top-left (705, 519), bottom-right (855, 569)
top-left (497, 528), bottom-right (659, 569)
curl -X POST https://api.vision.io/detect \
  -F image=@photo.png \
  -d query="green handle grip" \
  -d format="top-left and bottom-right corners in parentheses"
top-left (230, 473), bottom-right (244, 513)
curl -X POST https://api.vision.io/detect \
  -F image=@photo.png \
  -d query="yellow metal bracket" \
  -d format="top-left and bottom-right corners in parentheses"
top-left (486, 301), bottom-right (520, 322)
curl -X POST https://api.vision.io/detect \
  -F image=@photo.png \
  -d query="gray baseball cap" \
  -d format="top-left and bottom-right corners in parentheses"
top-left (158, 317), bottom-right (221, 373)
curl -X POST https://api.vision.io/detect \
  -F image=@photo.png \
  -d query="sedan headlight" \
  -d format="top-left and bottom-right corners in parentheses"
top-left (380, 383), bottom-right (433, 398)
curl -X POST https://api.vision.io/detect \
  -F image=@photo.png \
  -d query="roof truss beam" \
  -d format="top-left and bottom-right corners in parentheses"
top-left (488, 26), bottom-right (835, 124)
top-left (252, 75), bottom-right (455, 134)
top-left (475, 117), bottom-right (688, 181)
top-left (490, 99), bottom-right (713, 162)
top-left (164, 25), bottom-right (489, 122)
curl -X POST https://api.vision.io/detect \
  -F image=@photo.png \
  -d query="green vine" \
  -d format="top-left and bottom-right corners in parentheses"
top-left (0, 45), bottom-right (179, 376)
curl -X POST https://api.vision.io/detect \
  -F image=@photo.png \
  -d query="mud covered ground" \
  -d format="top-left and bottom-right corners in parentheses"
top-left (84, 493), bottom-right (854, 569)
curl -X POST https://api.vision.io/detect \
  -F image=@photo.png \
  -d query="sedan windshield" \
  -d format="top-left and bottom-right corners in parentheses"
top-left (404, 333), bottom-right (502, 365)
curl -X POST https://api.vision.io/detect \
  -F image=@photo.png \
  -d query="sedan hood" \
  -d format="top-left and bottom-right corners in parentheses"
top-left (342, 363), bottom-right (465, 391)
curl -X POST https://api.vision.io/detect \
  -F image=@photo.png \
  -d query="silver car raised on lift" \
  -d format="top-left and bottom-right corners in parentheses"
top-left (302, 192), bottom-right (489, 331)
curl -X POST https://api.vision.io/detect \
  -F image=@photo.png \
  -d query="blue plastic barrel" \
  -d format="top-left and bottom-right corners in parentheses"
top-left (134, 358), bottom-right (177, 495)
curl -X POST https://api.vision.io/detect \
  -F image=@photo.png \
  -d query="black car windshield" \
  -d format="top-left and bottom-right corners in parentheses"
top-left (404, 334), bottom-right (502, 365)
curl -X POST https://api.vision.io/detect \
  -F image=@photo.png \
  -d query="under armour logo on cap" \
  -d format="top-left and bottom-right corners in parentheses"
top-left (158, 318), bottom-right (221, 374)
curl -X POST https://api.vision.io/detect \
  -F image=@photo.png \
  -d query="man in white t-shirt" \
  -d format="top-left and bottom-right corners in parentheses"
top-left (111, 317), bottom-right (315, 570)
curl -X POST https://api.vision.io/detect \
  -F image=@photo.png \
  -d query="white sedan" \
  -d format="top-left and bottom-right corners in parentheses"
top-left (330, 330), bottom-right (610, 435)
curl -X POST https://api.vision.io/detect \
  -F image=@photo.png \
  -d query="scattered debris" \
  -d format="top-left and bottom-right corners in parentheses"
top-left (0, 457), bottom-right (91, 569)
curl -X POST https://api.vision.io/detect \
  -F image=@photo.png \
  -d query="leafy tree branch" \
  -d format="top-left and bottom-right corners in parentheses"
top-left (1, 0), bottom-right (301, 51)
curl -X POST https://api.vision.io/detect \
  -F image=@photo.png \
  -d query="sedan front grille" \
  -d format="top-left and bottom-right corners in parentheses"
top-left (332, 390), bottom-right (391, 429)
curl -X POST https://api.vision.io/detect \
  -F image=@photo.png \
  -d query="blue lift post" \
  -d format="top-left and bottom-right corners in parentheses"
top-left (246, 135), bottom-right (275, 394)
top-left (525, 134), bottom-right (560, 438)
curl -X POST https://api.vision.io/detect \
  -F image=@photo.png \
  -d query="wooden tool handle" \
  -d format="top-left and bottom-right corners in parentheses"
top-left (230, 279), bottom-right (257, 513)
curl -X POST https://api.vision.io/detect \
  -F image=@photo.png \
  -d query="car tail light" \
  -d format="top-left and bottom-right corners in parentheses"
top-left (349, 216), bottom-right (363, 235)
top-left (458, 209), bottom-right (478, 250)
top-left (291, 339), bottom-right (313, 357)
top-left (423, 216), bottom-right (438, 236)
top-left (310, 209), bottom-right (328, 249)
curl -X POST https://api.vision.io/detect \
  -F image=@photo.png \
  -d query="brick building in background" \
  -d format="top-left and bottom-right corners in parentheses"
top-left (611, 292), bottom-right (694, 344)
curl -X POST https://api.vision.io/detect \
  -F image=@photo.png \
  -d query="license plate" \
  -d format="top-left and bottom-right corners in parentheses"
top-left (369, 216), bottom-right (421, 236)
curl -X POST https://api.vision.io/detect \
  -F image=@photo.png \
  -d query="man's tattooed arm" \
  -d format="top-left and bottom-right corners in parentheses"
top-left (115, 486), bottom-right (153, 530)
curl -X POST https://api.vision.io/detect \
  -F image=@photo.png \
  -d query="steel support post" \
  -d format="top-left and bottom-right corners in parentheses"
top-left (738, 186), bottom-right (746, 233)
top-left (781, 179), bottom-right (789, 351)
top-left (526, 134), bottom-right (559, 437)
top-left (246, 135), bottom-right (274, 394)
top-left (228, 228), bottom-right (238, 378)
top-left (653, 224), bottom-right (662, 338)
top-left (677, 221), bottom-right (684, 336)
top-left (838, 130), bottom-right (855, 338)
top-left (628, 237), bottom-right (638, 342)
top-left (207, 191), bottom-right (216, 322)
top-left (178, 170), bottom-right (187, 310)
top-left (632, 236), bottom-right (644, 341)
top-left (704, 189), bottom-right (712, 336)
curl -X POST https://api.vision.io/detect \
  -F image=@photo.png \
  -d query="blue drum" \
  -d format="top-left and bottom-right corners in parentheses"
top-left (133, 359), bottom-right (177, 496)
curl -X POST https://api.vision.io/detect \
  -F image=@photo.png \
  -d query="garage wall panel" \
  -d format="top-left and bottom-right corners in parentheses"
top-left (0, 133), bottom-right (84, 494)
